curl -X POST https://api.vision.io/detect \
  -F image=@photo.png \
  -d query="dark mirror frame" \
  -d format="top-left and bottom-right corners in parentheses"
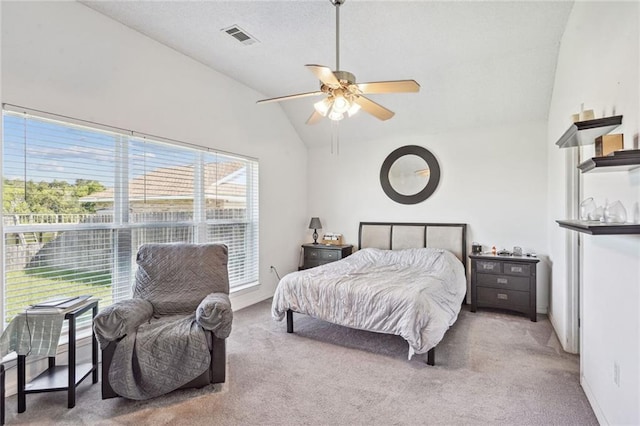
top-left (380, 145), bottom-right (441, 205)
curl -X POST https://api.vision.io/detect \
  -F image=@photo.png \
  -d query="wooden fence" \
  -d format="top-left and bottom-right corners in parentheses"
top-left (4, 209), bottom-right (248, 272)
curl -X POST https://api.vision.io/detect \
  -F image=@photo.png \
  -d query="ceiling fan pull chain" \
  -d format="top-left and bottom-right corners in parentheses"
top-left (330, 120), bottom-right (340, 156)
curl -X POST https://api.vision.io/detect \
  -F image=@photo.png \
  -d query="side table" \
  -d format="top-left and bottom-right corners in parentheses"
top-left (301, 243), bottom-right (353, 270)
top-left (17, 300), bottom-right (99, 412)
top-left (470, 253), bottom-right (539, 321)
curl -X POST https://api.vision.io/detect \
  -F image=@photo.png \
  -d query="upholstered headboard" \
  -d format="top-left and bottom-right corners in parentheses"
top-left (358, 222), bottom-right (467, 268)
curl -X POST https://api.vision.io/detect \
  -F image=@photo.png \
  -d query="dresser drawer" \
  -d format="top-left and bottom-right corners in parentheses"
top-left (305, 248), bottom-right (339, 261)
top-left (502, 262), bottom-right (531, 277)
top-left (476, 260), bottom-right (502, 274)
top-left (302, 244), bottom-right (353, 270)
top-left (303, 260), bottom-right (324, 269)
top-left (476, 273), bottom-right (530, 292)
top-left (477, 287), bottom-right (529, 309)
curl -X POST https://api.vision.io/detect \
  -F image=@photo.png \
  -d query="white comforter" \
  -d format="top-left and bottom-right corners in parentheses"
top-left (272, 247), bottom-right (466, 358)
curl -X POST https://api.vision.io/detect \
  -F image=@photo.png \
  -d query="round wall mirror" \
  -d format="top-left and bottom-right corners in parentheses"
top-left (380, 145), bottom-right (440, 204)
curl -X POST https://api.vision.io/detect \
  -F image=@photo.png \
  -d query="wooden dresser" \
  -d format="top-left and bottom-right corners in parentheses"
top-left (301, 244), bottom-right (353, 270)
top-left (470, 253), bottom-right (539, 322)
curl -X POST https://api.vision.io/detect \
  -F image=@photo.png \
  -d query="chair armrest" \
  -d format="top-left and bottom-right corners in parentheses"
top-left (93, 299), bottom-right (154, 349)
top-left (196, 292), bottom-right (232, 339)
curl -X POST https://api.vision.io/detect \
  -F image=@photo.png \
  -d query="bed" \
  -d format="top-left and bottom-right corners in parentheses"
top-left (271, 222), bottom-right (467, 365)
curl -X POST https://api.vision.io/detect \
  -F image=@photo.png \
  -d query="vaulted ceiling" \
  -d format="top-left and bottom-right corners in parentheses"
top-left (81, 1), bottom-right (574, 147)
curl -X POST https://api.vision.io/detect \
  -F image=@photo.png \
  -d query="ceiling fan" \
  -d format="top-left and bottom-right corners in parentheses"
top-left (256, 0), bottom-right (420, 124)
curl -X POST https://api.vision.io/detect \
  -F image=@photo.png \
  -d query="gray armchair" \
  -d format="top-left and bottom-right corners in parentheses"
top-left (93, 243), bottom-right (232, 400)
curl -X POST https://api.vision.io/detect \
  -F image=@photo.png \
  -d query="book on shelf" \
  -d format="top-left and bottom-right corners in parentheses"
top-left (27, 295), bottom-right (92, 314)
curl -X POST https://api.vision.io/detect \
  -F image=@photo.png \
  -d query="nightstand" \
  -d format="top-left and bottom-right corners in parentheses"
top-left (470, 253), bottom-right (539, 322)
top-left (301, 244), bottom-right (353, 270)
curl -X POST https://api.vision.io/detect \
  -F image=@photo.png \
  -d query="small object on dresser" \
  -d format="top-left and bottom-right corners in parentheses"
top-left (322, 233), bottom-right (343, 245)
top-left (471, 242), bottom-right (482, 254)
top-left (491, 246), bottom-right (497, 255)
top-left (513, 246), bottom-right (523, 256)
top-left (595, 134), bottom-right (623, 157)
top-left (308, 217), bottom-right (322, 245)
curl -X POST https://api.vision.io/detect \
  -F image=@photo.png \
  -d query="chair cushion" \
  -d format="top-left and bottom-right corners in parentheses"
top-left (134, 243), bottom-right (229, 316)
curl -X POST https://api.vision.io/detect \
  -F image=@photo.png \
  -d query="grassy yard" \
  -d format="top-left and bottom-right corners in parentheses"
top-left (5, 267), bottom-right (114, 323)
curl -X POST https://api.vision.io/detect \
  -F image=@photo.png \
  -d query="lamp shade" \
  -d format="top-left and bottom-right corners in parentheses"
top-left (308, 217), bottom-right (322, 230)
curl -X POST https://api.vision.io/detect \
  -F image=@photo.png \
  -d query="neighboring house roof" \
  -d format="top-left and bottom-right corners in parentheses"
top-left (80, 162), bottom-right (246, 203)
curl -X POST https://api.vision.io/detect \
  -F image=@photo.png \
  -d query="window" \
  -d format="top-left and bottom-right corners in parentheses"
top-left (2, 107), bottom-right (259, 325)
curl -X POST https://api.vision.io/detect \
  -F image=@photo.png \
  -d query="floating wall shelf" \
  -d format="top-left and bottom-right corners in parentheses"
top-left (555, 115), bottom-right (623, 148)
top-left (554, 114), bottom-right (637, 235)
top-left (556, 220), bottom-right (640, 235)
top-left (578, 149), bottom-right (640, 173)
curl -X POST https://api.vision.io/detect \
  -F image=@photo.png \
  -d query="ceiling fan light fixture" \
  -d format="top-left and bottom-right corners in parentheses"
top-left (314, 98), bottom-right (332, 116)
top-left (328, 108), bottom-right (345, 121)
top-left (347, 100), bottom-right (361, 117)
top-left (332, 93), bottom-right (350, 114)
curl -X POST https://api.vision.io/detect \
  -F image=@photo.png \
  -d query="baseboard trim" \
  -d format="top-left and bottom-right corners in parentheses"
top-left (581, 374), bottom-right (608, 425)
top-left (548, 311), bottom-right (574, 354)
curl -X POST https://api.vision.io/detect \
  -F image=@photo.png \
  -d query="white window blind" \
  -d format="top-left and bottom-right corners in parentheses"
top-left (2, 108), bottom-right (259, 325)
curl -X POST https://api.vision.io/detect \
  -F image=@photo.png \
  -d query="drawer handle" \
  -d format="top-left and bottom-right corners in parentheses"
top-left (309, 252), bottom-right (318, 257)
top-left (510, 266), bottom-right (523, 273)
top-left (497, 293), bottom-right (508, 300)
top-left (497, 278), bottom-right (508, 284)
top-left (482, 264), bottom-right (495, 270)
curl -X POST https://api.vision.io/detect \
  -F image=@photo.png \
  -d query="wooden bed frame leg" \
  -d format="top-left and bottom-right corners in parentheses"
top-left (286, 309), bottom-right (294, 333)
top-left (427, 348), bottom-right (435, 366)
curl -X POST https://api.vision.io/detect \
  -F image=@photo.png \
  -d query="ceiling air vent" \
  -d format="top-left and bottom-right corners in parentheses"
top-left (222, 25), bottom-right (259, 46)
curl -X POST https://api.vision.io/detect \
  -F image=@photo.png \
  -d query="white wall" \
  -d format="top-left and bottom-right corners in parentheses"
top-left (0, 1), bottom-right (309, 311)
top-left (547, 2), bottom-right (640, 424)
top-left (4, 2), bottom-right (638, 421)
top-left (307, 121), bottom-right (550, 312)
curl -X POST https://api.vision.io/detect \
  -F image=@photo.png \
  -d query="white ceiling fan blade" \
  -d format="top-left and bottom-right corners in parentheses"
top-left (305, 64), bottom-right (341, 88)
top-left (306, 110), bottom-right (324, 125)
top-left (257, 91), bottom-right (323, 104)
top-left (353, 95), bottom-right (395, 121)
top-left (356, 80), bottom-right (420, 94)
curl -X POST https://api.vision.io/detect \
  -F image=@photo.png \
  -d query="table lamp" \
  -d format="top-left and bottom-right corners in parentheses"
top-left (308, 217), bottom-right (322, 244)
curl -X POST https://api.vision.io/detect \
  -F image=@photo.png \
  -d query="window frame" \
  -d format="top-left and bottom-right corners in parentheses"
top-left (1, 104), bottom-right (259, 327)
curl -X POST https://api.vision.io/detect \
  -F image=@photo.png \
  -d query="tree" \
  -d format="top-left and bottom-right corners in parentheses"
top-left (2, 178), bottom-right (106, 215)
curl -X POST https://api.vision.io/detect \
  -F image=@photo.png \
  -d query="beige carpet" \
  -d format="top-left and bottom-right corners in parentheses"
top-left (4, 300), bottom-right (597, 425)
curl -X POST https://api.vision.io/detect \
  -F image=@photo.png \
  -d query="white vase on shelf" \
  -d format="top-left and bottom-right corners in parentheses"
top-left (580, 197), bottom-right (596, 221)
top-left (604, 200), bottom-right (627, 224)
top-left (589, 205), bottom-right (604, 221)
